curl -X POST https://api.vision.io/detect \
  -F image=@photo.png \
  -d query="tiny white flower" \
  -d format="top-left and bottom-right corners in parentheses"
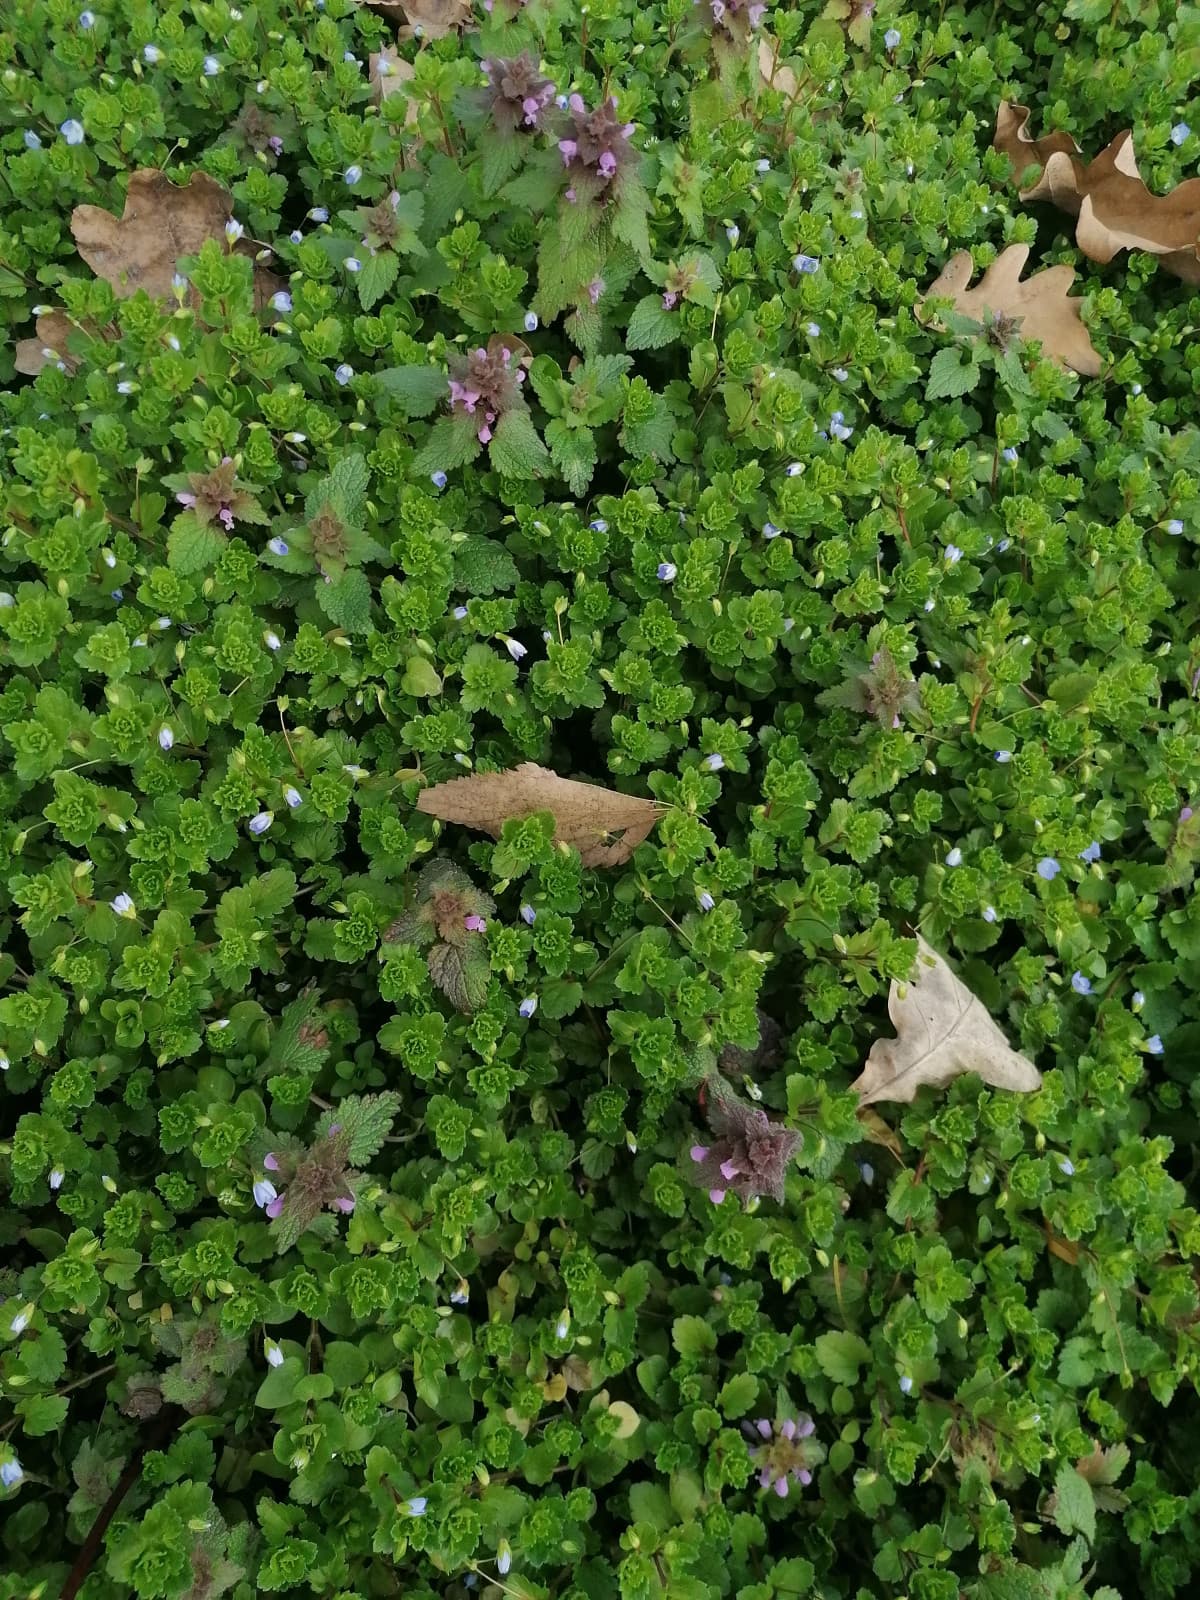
top-left (945, 847), bottom-right (962, 867)
top-left (265, 630), bottom-right (281, 650)
top-left (505, 637), bottom-right (527, 661)
top-left (49, 1168), bottom-right (64, 1189)
top-left (344, 164), bottom-right (363, 185)
top-left (334, 363), bottom-right (354, 385)
top-left (345, 257), bottom-right (361, 273)
top-left (143, 43), bottom-right (161, 61)
top-left (110, 893), bottom-right (136, 917)
top-left (265, 1339), bottom-right (284, 1367)
top-left (225, 219), bottom-right (244, 244)
top-left (158, 726), bottom-right (174, 751)
top-left (60, 119), bottom-right (85, 145)
top-left (203, 55), bottom-right (221, 75)
top-left (9, 1312), bottom-right (29, 1335)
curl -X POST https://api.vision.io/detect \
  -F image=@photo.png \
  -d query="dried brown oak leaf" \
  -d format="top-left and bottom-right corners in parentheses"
top-left (849, 936), bottom-right (1042, 1107)
top-left (15, 310), bottom-right (85, 377)
top-left (70, 169), bottom-right (281, 308)
top-left (359, 0), bottom-right (472, 38)
top-left (994, 103), bottom-right (1200, 285)
top-left (920, 244), bottom-right (1102, 377)
top-left (417, 762), bottom-right (664, 867)
top-left (757, 36), bottom-right (799, 98)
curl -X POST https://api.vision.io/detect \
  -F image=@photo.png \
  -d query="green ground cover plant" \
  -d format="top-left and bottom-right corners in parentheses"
top-left (3, 0), bottom-right (1200, 1595)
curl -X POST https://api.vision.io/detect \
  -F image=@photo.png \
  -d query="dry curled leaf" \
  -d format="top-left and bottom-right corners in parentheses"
top-left (757, 35), bottom-right (799, 98)
top-left (370, 47), bottom-right (418, 123)
top-left (855, 1106), bottom-right (905, 1161)
top-left (994, 103), bottom-right (1200, 285)
top-left (920, 244), bottom-right (1102, 377)
top-left (417, 762), bottom-right (664, 867)
top-left (14, 310), bottom-right (84, 376)
top-left (360, 0), bottom-right (472, 37)
top-left (849, 936), bottom-right (1042, 1107)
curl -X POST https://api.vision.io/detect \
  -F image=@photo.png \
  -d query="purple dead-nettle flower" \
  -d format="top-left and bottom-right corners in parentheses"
top-left (1071, 971), bottom-right (1092, 995)
top-left (662, 289), bottom-right (679, 310)
top-left (793, 252), bottom-right (820, 274)
top-left (249, 811), bottom-right (274, 836)
top-left (505, 637), bottom-right (527, 661)
top-left (253, 1178), bottom-right (278, 1209)
top-left (268, 135), bottom-right (284, 156)
top-left (698, 890), bottom-right (716, 912)
top-left (657, 561), bottom-right (677, 582)
top-left (689, 1078), bottom-right (802, 1204)
top-left (447, 337), bottom-right (529, 443)
top-left (1036, 857), bottom-right (1060, 880)
top-left (587, 276), bottom-right (606, 305)
top-left (744, 1413), bottom-right (823, 1497)
top-left (483, 54), bottom-right (557, 133)
top-left (557, 95), bottom-right (637, 198)
top-left (334, 1194), bottom-right (355, 1213)
top-left (1167, 519), bottom-right (1184, 535)
top-left (519, 996), bottom-right (538, 1018)
top-left (263, 1152), bottom-right (280, 1172)
top-left (464, 913), bottom-right (487, 933)
top-left (704, 0), bottom-right (765, 39)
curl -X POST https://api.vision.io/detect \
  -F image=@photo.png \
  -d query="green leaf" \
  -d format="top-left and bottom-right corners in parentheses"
top-left (671, 1314), bottom-right (717, 1357)
top-left (813, 1329), bottom-right (871, 1384)
top-left (628, 1481), bottom-right (675, 1531)
top-left (455, 536), bottom-right (519, 595)
top-left (356, 250), bottom-right (400, 311)
top-left (488, 410), bottom-right (550, 479)
top-left (925, 345), bottom-right (981, 400)
top-left (255, 1356), bottom-right (305, 1408)
top-left (1051, 1463), bottom-right (1096, 1543)
top-left (545, 419), bottom-right (597, 495)
top-left (318, 1091), bottom-right (401, 1163)
top-left (768, 1557), bottom-right (816, 1596)
top-left (16, 1392), bottom-right (69, 1436)
top-left (428, 940), bottom-right (490, 1012)
top-left (626, 295), bottom-right (680, 351)
top-left (376, 364), bottom-right (449, 417)
top-left (413, 414), bottom-right (483, 476)
top-left (717, 1372), bottom-right (759, 1417)
top-left (317, 569), bottom-right (373, 633)
top-left (328, 452), bottom-right (369, 515)
top-left (400, 653), bottom-right (443, 697)
top-left (167, 512), bottom-right (225, 574)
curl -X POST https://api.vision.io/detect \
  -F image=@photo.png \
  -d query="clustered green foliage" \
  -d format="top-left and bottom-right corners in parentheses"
top-left (3, 0), bottom-right (1200, 1596)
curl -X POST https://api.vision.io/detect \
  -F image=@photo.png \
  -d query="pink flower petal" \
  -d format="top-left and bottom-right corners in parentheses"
top-left (690, 1145), bottom-right (709, 1163)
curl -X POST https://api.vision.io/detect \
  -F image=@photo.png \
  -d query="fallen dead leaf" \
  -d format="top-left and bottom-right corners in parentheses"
top-left (1045, 1228), bottom-right (1080, 1267)
top-left (757, 35), bottom-right (799, 98)
top-left (607, 1400), bottom-right (641, 1439)
top-left (849, 936), bottom-right (1042, 1107)
top-left (370, 47), bottom-right (418, 123)
top-left (14, 310), bottom-right (84, 376)
top-left (993, 103), bottom-right (1200, 285)
top-left (360, 0), bottom-right (472, 37)
top-left (562, 1355), bottom-right (597, 1392)
top-left (855, 1106), bottom-right (905, 1161)
top-left (920, 243), bottom-right (1102, 377)
top-left (417, 763), bottom-right (665, 867)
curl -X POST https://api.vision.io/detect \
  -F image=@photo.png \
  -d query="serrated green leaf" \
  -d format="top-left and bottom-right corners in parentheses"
top-left (455, 536), bottom-right (519, 595)
top-left (814, 1329), bottom-right (871, 1384)
top-left (926, 344), bottom-right (981, 400)
top-left (546, 418), bottom-right (597, 495)
top-left (317, 568), bottom-right (373, 633)
top-left (488, 410), bottom-right (550, 479)
top-left (414, 414), bottom-right (483, 476)
top-left (626, 295), bottom-right (680, 351)
top-left (401, 653), bottom-right (443, 697)
top-left (376, 364), bottom-right (449, 417)
top-left (167, 513), bottom-right (226, 575)
top-left (356, 250), bottom-right (400, 311)
top-left (1051, 1463), bottom-right (1096, 1543)
top-left (671, 1314), bottom-right (716, 1357)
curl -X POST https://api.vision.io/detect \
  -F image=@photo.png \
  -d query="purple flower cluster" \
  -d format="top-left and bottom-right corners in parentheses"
top-left (689, 1079), bottom-right (802, 1205)
top-left (558, 96), bottom-right (637, 201)
top-left (482, 53), bottom-right (556, 133)
top-left (703, 0), bottom-right (766, 41)
top-left (745, 1415), bottom-right (821, 1496)
top-left (447, 338), bottom-right (529, 444)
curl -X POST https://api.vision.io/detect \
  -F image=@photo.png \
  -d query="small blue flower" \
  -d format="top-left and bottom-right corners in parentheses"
top-left (497, 1540), bottom-right (512, 1576)
top-left (406, 1497), bottom-right (428, 1517)
top-left (829, 410), bottom-right (853, 441)
top-left (786, 462), bottom-right (803, 477)
top-left (1146, 1034), bottom-right (1164, 1055)
top-left (792, 253), bottom-right (820, 274)
top-left (450, 1282), bottom-right (469, 1304)
top-left (1071, 972), bottom-right (1092, 995)
top-left (60, 119), bottom-right (85, 145)
top-left (79, 10), bottom-right (95, 26)
top-left (284, 787), bottom-right (302, 809)
top-left (1167, 518), bottom-right (1184, 535)
top-left (265, 1339), bottom-right (284, 1367)
top-left (1001, 446), bottom-right (1019, 464)
top-left (343, 49), bottom-right (358, 63)
top-left (698, 890), bottom-right (715, 912)
top-left (1171, 121), bottom-right (1191, 145)
top-left (1133, 990), bottom-right (1145, 1009)
top-left (994, 750), bottom-right (1012, 763)
top-left (945, 847), bottom-right (962, 867)
top-left (997, 538), bottom-right (1011, 552)
top-left (335, 363), bottom-right (354, 385)
top-left (158, 726), bottom-right (174, 752)
top-left (0, 1458), bottom-right (22, 1489)
top-left (143, 43), bottom-right (160, 61)
top-left (252, 1178), bottom-right (278, 1209)
top-left (756, 158), bottom-right (771, 173)
top-left (268, 537), bottom-right (288, 556)
top-left (982, 906), bottom-right (996, 922)
top-left (1058, 1158), bottom-right (1075, 1176)
top-left (1036, 857), bottom-right (1061, 881)
top-left (506, 637), bottom-right (527, 661)
top-left (805, 321), bottom-right (820, 336)
top-left (249, 811), bottom-right (274, 836)
top-left (431, 470), bottom-right (448, 489)
top-left (203, 55), bottom-right (221, 75)
top-left (345, 257), bottom-right (361, 273)
top-left (726, 224), bottom-right (740, 244)
top-left (49, 1168), bottom-right (64, 1189)
top-left (289, 229), bottom-right (304, 244)
top-left (590, 518), bottom-right (608, 532)
top-left (224, 219), bottom-right (244, 243)
top-left (520, 904), bottom-right (536, 925)
top-left (23, 130), bottom-right (41, 150)
top-left (265, 630), bottom-right (282, 651)
top-left (858, 1160), bottom-right (874, 1183)
top-left (832, 366), bottom-right (849, 382)
top-left (1080, 840), bottom-right (1101, 863)
top-left (344, 164), bottom-right (363, 185)
top-left (944, 544), bottom-right (963, 565)
top-left (271, 290), bottom-right (292, 313)
top-left (110, 893), bottom-right (136, 917)
top-left (524, 311), bottom-right (539, 331)
top-left (309, 206), bottom-right (329, 222)
top-left (452, 605), bottom-right (468, 620)
top-left (899, 1375), bottom-right (913, 1394)
top-left (704, 753), bottom-right (725, 772)
top-left (519, 996), bottom-right (538, 1018)
top-left (763, 522), bottom-right (781, 539)
top-left (657, 561), bottom-right (677, 582)
top-left (884, 26), bottom-right (901, 48)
